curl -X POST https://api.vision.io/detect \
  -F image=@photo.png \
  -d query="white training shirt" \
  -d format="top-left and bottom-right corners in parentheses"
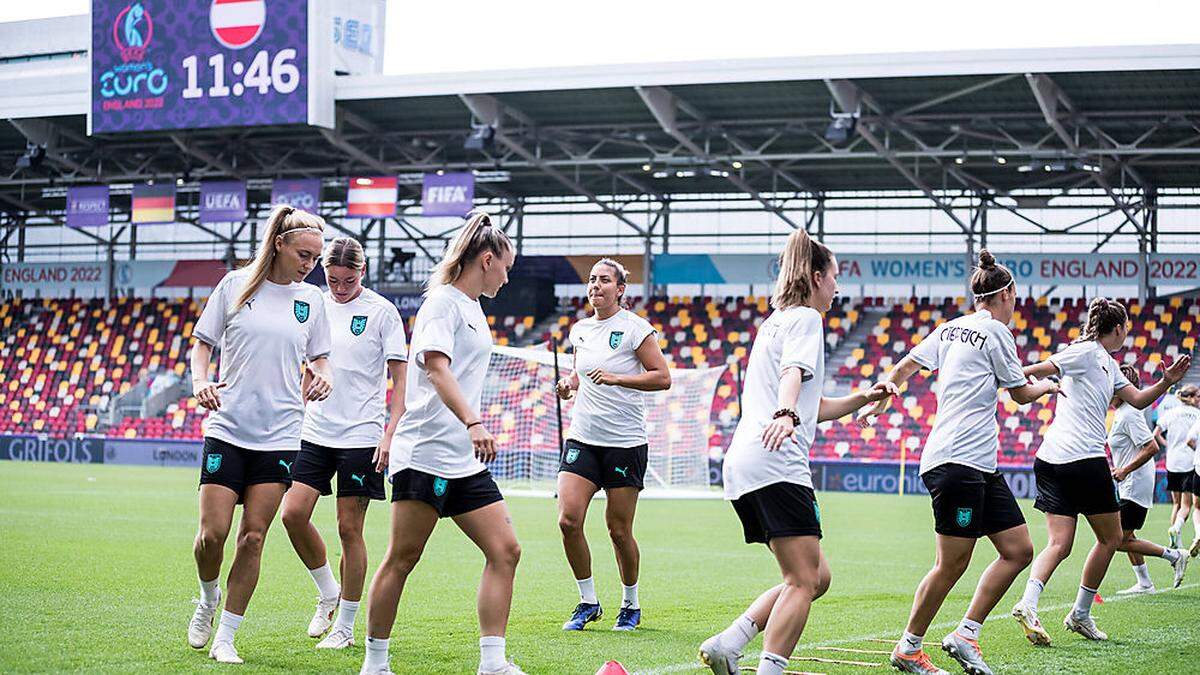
top-left (387, 284), bottom-right (492, 479)
top-left (723, 306), bottom-right (825, 500)
top-left (1109, 403), bottom-right (1157, 508)
top-left (1156, 404), bottom-right (1200, 473)
top-left (192, 268), bottom-right (332, 451)
top-left (566, 308), bottom-right (657, 448)
top-left (910, 309), bottom-right (1027, 475)
top-left (302, 288), bottom-right (408, 448)
top-left (1189, 418), bottom-right (1200, 477)
top-left (1035, 341), bottom-right (1130, 464)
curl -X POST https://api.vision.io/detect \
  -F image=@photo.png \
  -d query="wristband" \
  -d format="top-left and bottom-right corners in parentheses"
top-left (772, 408), bottom-right (801, 426)
top-left (466, 421), bottom-right (483, 430)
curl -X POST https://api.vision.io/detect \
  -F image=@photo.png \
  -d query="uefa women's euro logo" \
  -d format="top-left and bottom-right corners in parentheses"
top-left (113, 2), bottom-right (154, 63)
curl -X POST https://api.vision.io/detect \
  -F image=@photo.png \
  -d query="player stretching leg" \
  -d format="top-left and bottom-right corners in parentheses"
top-left (698, 229), bottom-right (896, 675)
top-left (555, 258), bottom-right (670, 632)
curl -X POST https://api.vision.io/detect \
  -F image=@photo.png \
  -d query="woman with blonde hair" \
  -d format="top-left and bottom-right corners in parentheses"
top-left (865, 251), bottom-right (1058, 675)
top-left (361, 212), bottom-right (525, 675)
top-left (698, 229), bottom-right (897, 675)
top-left (281, 237), bottom-right (409, 649)
top-left (555, 257), bottom-right (670, 632)
top-left (186, 205), bottom-right (334, 664)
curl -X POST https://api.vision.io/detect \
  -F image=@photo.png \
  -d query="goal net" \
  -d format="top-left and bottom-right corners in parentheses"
top-left (483, 345), bottom-right (726, 497)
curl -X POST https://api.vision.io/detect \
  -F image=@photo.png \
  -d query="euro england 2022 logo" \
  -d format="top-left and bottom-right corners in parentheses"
top-left (98, 2), bottom-right (169, 105)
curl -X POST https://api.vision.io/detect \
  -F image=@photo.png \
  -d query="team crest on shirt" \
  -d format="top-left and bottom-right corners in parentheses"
top-left (294, 300), bottom-right (311, 324)
top-left (609, 331), bottom-right (625, 350)
top-left (433, 477), bottom-right (448, 497)
top-left (205, 453), bottom-right (222, 473)
top-left (351, 315), bottom-right (368, 336)
top-left (956, 507), bottom-right (974, 528)
top-left (565, 447), bottom-right (580, 464)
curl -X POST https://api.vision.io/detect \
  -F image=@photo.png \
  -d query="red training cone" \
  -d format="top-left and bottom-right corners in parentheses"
top-left (1093, 592), bottom-right (1105, 604)
top-left (595, 661), bottom-right (630, 675)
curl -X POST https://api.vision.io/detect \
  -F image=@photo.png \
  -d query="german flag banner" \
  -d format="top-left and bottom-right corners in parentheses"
top-left (131, 183), bottom-right (176, 224)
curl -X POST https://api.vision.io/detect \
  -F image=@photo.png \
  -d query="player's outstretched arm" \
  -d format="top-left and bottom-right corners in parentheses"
top-left (1007, 378), bottom-right (1059, 405)
top-left (820, 381), bottom-right (899, 423)
top-left (857, 354), bottom-right (921, 427)
top-left (1117, 354), bottom-right (1193, 409)
top-left (1023, 360), bottom-right (1059, 379)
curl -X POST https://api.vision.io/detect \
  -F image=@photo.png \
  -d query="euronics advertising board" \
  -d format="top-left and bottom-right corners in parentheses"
top-left (90, 0), bottom-right (333, 133)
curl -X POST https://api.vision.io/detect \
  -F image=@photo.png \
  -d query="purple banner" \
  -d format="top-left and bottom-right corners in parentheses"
top-left (199, 180), bottom-right (247, 223)
top-left (66, 185), bottom-right (111, 228)
top-left (91, 0), bottom-right (311, 133)
top-left (270, 178), bottom-right (322, 213)
top-left (421, 172), bottom-right (475, 217)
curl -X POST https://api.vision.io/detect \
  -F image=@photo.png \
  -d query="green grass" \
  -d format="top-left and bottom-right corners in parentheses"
top-left (1, 462), bottom-right (1196, 674)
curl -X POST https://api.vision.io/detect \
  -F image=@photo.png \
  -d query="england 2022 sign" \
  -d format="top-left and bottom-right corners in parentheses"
top-left (90, 0), bottom-right (333, 133)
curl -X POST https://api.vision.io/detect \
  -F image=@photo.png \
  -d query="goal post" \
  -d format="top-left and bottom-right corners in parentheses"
top-left (484, 344), bottom-right (726, 498)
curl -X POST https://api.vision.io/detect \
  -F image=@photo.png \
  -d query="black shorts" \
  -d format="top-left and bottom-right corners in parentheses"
top-left (922, 463), bottom-right (1026, 538)
top-left (199, 437), bottom-right (295, 502)
top-left (292, 440), bottom-right (386, 500)
top-left (1192, 473), bottom-right (1200, 498)
top-left (1166, 470), bottom-right (1194, 493)
top-left (1118, 499), bottom-right (1149, 531)
top-left (559, 439), bottom-right (648, 490)
top-left (390, 468), bottom-right (504, 518)
top-left (1034, 457), bottom-right (1120, 517)
top-left (731, 482), bottom-right (822, 544)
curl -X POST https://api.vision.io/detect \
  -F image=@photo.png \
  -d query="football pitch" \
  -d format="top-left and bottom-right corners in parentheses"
top-left (1, 462), bottom-right (1196, 674)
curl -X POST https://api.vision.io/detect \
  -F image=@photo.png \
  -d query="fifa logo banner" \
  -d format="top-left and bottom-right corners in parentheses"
top-left (421, 172), bottom-right (475, 217)
top-left (90, 0), bottom-right (334, 134)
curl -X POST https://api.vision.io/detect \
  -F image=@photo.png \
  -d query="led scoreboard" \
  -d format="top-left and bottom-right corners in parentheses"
top-left (90, 0), bottom-right (334, 133)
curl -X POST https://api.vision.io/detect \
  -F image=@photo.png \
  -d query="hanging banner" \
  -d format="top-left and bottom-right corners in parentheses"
top-left (89, 0), bottom-right (334, 134)
top-left (652, 253), bottom-right (1200, 287)
top-left (131, 182), bottom-right (177, 224)
top-left (270, 178), bottom-right (322, 213)
top-left (65, 185), bottom-right (111, 228)
top-left (347, 176), bottom-right (397, 217)
top-left (0, 261), bottom-right (110, 294)
top-left (421, 172), bottom-right (475, 217)
top-left (199, 180), bottom-right (247, 223)
top-left (332, 0), bottom-right (385, 75)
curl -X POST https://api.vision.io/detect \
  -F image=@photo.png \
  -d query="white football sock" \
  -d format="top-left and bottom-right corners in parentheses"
top-left (1133, 563), bottom-right (1153, 586)
top-left (576, 577), bottom-right (598, 605)
top-left (334, 599), bottom-right (359, 632)
top-left (956, 618), bottom-right (982, 641)
top-left (213, 610), bottom-right (242, 644)
top-left (1021, 578), bottom-right (1045, 610)
top-left (1161, 548), bottom-right (1181, 563)
top-left (480, 635), bottom-right (506, 672)
top-left (757, 651), bottom-right (788, 675)
top-left (364, 636), bottom-right (389, 670)
top-left (621, 583), bottom-right (639, 610)
top-left (898, 630), bottom-right (923, 655)
top-left (199, 576), bottom-right (221, 606)
top-left (1072, 585), bottom-right (1097, 618)
top-left (718, 614), bottom-right (759, 652)
top-left (309, 562), bottom-right (340, 601)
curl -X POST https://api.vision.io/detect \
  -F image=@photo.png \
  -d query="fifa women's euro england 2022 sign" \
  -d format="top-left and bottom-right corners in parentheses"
top-left (90, 0), bottom-right (334, 133)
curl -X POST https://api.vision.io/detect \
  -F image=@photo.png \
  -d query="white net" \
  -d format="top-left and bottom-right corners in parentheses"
top-left (483, 345), bottom-right (726, 497)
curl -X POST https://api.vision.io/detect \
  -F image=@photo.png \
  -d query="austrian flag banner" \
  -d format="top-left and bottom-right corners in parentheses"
top-left (422, 172), bottom-right (475, 217)
top-left (66, 185), bottom-right (111, 228)
top-left (210, 0), bottom-right (267, 50)
top-left (347, 176), bottom-right (397, 217)
top-left (131, 182), bottom-right (177, 224)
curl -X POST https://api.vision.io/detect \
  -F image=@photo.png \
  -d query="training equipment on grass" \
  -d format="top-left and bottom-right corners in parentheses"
top-left (595, 660), bottom-right (630, 675)
top-left (484, 345), bottom-right (724, 495)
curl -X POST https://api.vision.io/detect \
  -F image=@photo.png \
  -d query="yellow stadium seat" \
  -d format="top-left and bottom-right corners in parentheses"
top-left (124, 428), bottom-right (137, 439)
top-left (1037, 408), bottom-right (1053, 422)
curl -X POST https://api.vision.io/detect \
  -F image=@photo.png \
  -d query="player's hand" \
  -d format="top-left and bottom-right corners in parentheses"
top-left (864, 381), bottom-right (900, 404)
top-left (857, 394), bottom-right (892, 428)
top-left (1163, 354), bottom-right (1192, 384)
top-left (1111, 467), bottom-right (1128, 482)
top-left (1041, 378), bottom-right (1062, 397)
top-left (469, 423), bottom-right (496, 462)
top-left (556, 377), bottom-right (575, 400)
top-left (304, 363), bottom-right (333, 401)
top-left (761, 416), bottom-right (795, 452)
top-left (586, 368), bottom-right (621, 386)
top-left (193, 381), bottom-right (227, 411)
top-left (372, 438), bottom-right (390, 473)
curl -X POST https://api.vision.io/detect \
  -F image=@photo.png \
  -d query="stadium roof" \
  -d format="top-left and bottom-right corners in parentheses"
top-left (1, 16), bottom-right (1199, 233)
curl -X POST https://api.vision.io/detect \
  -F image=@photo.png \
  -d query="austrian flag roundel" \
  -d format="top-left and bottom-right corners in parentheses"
top-left (210, 0), bottom-right (267, 50)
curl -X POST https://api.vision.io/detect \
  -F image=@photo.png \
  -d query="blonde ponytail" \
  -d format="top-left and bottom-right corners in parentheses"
top-left (233, 204), bottom-right (326, 312)
top-left (771, 229), bottom-right (832, 310)
top-left (426, 211), bottom-right (512, 294)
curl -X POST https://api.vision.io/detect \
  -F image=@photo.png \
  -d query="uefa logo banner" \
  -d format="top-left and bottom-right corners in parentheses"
top-left (90, 0), bottom-right (330, 134)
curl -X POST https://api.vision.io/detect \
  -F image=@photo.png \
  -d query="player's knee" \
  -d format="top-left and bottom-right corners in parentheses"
top-left (935, 551), bottom-right (971, 576)
top-left (489, 540), bottom-right (521, 571)
top-left (337, 519), bottom-right (364, 544)
top-left (607, 523), bottom-right (634, 549)
top-left (195, 527), bottom-right (226, 553)
top-left (558, 511), bottom-right (584, 537)
top-left (236, 529), bottom-right (266, 555)
top-left (814, 569), bottom-right (832, 600)
top-left (280, 505), bottom-right (308, 532)
top-left (385, 545), bottom-right (424, 576)
top-left (1006, 542), bottom-right (1034, 567)
top-left (1047, 538), bottom-right (1072, 559)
